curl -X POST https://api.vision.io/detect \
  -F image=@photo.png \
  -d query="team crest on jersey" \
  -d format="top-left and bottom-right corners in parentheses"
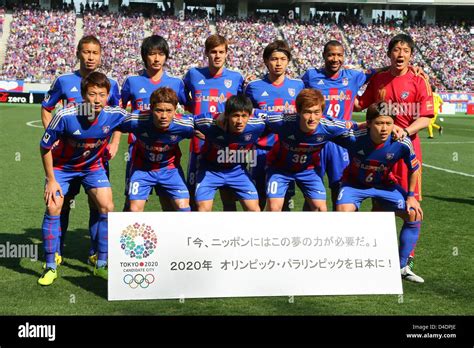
top-left (224, 79), bottom-right (232, 88)
top-left (385, 153), bottom-right (395, 160)
top-left (342, 78), bottom-right (349, 86)
top-left (102, 126), bottom-right (110, 134)
top-left (244, 133), bottom-right (252, 141)
top-left (316, 135), bottom-right (325, 142)
top-left (288, 88), bottom-right (295, 97)
top-left (170, 135), bottom-right (178, 141)
top-left (401, 91), bottom-right (410, 100)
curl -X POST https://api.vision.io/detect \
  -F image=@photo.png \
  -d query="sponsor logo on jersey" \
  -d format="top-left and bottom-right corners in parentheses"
top-left (139, 88), bottom-right (147, 94)
top-left (261, 91), bottom-right (269, 96)
top-left (224, 79), bottom-right (232, 88)
top-left (42, 133), bottom-right (51, 143)
top-left (70, 86), bottom-right (78, 92)
top-left (198, 79), bottom-right (205, 85)
top-left (317, 80), bottom-right (325, 85)
top-left (288, 88), bottom-right (295, 97)
top-left (44, 93), bottom-right (51, 102)
top-left (287, 135), bottom-right (296, 140)
top-left (357, 149), bottom-right (365, 155)
top-left (73, 129), bottom-right (82, 135)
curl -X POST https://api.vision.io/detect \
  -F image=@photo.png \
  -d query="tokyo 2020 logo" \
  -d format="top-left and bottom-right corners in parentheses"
top-left (120, 223), bottom-right (157, 259)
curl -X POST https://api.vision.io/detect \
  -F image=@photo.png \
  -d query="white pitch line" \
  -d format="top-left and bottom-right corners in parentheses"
top-left (26, 120), bottom-right (43, 128)
top-left (422, 163), bottom-right (474, 178)
top-left (420, 141), bottom-right (474, 145)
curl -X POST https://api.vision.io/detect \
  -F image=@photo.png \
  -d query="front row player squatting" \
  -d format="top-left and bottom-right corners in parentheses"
top-left (334, 102), bottom-right (424, 283)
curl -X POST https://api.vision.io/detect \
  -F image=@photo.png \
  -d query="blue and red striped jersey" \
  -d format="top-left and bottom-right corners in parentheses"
top-left (121, 70), bottom-right (187, 113)
top-left (194, 111), bottom-right (266, 170)
top-left (245, 75), bottom-right (304, 150)
top-left (183, 67), bottom-right (244, 154)
top-left (339, 130), bottom-right (420, 188)
top-left (40, 105), bottom-right (128, 171)
top-left (118, 113), bottom-right (194, 171)
top-left (301, 68), bottom-right (375, 120)
top-left (265, 114), bottom-right (356, 172)
top-left (41, 70), bottom-right (120, 111)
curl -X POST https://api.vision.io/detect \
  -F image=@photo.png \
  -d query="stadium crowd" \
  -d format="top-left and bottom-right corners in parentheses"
top-left (0, 7), bottom-right (76, 82)
top-left (216, 16), bottom-right (280, 77)
top-left (0, 7), bottom-right (472, 92)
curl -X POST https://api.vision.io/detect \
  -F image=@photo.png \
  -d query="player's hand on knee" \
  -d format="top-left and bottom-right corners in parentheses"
top-left (44, 180), bottom-right (63, 206)
top-left (406, 197), bottom-right (423, 221)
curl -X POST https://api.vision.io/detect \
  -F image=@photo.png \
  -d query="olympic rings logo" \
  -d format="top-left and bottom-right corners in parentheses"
top-left (120, 223), bottom-right (157, 259)
top-left (123, 273), bottom-right (155, 289)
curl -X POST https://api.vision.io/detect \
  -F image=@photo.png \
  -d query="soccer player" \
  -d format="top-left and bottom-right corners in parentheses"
top-left (121, 35), bottom-right (187, 211)
top-left (335, 102), bottom-right (424, 283)
top-left (193, 95), bottom-right (264, 212)
top-left (355, 34), bottom-right (434, 270)
top-left (265, 88), bottom-right (359, 212)
top-left (301, 40), bottom-right (378, 210)
top-left (183, 34), bottom-right (244, 211)
top-left (245, 40), bottom-right (304, 210)
top-left (427, 85), bottom-right (444, 139)
top-left (39, 72), bottom-right (128, 285)
top-left (40, 35), bottom-right (121, 267)
top-left (302, 40), bottom-right (426, 210)
top-left (119, 87), bottom-right (193, 212)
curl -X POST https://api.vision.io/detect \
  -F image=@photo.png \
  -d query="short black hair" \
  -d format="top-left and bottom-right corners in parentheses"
top-left (80, 71), bottom-right (110, 97)
top-left (77, 35), bottom-right (101, 53)
top-left (141, 35), bottom-right (170, 67)
top-left (224, 95), bottom-right (253, 117)
top-left (366, 102), bottom-right (397, 123)
top-left (263, 40), bottom-right (291, 61)
top-left (323, 40), bottom-right (343, 55)
top-left (387, 34), bottom-right (415, 54)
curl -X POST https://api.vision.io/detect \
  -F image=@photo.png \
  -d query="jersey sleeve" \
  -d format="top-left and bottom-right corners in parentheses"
top-left (176, 79), bottom-right (187, 106)
top-left (41, 76), bottom-right (63, 111)
top-left (264, 112), bottom-right (286, 134)
top-left (121, 78), bottom-right (132, 109)
top-left (193, 112), bottom-right (216, 136)
top-left (352, 69), bottom-right (376, 89)
top-left (400, 138), bottom-right (420, 173)
top-left (237, 74), bottom-right (244, 94)
top-left (416, 77), bottom-right (434, 118)
top-left (177, 115), bottom-right (195, 138)
top-left (182, 70), bottom-right (193, 107)
top-left (108, 80), bottom-right (120, 107)
top-left (40, 111), bottom-right (65, 149)
top-left (301, 70), bottom-right (311, 88)
top-left (117, 112), bottom-right (143, 133)
top-left (357, 78), bottom-right (376, 110)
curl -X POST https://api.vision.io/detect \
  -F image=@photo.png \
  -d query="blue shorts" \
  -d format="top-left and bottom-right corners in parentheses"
top-left (67, 161), bottom-right (110, 197)
top-left (124, 142), bottom-right (135, 196)
top-left (336, 184), bottom-right (407, 211)
top-left (251, 148), bottom-right (295, 197)
top-left (266, 168), bottom-right (326, 200)
top-left (195, 165), bottom-right (258, 201)
top-left (187, 151), bottom-right (199, 193)
top-left (128, 168), bottom-right (189, 201)
top-left (319, 142), bottom-right (350, 189)
top-left (53, 168), bottom-right (111, 196)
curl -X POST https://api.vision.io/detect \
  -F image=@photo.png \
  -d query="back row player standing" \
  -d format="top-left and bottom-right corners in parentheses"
top-left (183, 34), bottom-right (244, 211)
top-left (121, 35), bottom-right (186, 211)
top-left (40, 35), bottom-right (121, 267)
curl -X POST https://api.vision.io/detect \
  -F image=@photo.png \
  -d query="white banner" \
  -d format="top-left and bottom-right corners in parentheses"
top-left (108, 212), bottom-right (402, 301)
top-left (439, 103), bottom-right (456, 115)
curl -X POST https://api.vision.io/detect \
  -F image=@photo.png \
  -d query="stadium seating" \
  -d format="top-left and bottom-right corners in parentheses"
top-left (0, 8), bottom-right (76, 82)
top-left (0, 8), bottom-right (471, 92)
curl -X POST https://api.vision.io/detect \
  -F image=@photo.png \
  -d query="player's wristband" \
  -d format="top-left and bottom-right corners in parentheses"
top-left (407, 191), bottom-right (415, 197)
top-left (403, 128), bottom-right (410, 137)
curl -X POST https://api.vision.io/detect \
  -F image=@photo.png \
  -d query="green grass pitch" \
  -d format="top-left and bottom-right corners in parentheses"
top-left (0, 104), bottom-right (473, 315)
